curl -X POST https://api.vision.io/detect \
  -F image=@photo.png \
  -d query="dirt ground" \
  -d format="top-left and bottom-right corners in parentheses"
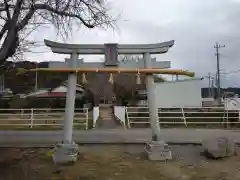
top-left (1, 146), bottom-right (240, 180)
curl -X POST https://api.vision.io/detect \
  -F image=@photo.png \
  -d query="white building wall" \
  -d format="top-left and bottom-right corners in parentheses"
top-left (154, 79), bottom-right (202, 108)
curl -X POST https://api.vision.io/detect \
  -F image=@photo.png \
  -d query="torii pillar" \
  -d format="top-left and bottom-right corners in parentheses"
top-left (44, 39), bottom-right (174, 160)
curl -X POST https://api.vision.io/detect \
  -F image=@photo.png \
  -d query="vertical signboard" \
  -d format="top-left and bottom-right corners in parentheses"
top-left (104, 43), bottom-right (118, 66)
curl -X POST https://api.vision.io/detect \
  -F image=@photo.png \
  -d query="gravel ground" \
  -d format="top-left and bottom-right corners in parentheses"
top-left (79, 144), bottom-right (205, 165)
top-left (1, 145), bottom-right (240, 180)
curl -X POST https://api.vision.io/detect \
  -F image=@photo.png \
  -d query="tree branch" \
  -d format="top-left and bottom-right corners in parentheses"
top-left (3, 0), bottom-right (11, 20)
top-left (17, 7), bottom-right (35, 30)
top-left (34, 3), bottom-right (95, 28)
top-left (0, 0), bottom-right (23, 62)
top-left (0, 21), bottom-right (8, 41)
top-left (0, 0), bottom-right (114, 63)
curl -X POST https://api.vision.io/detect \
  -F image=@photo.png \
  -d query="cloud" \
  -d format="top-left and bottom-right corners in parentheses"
top-left (117, 0), bottom-right (240, 87)
top-left (26, 0), bottom-right (240, 87)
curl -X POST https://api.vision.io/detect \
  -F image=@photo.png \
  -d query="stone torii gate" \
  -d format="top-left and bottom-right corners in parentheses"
top-left (45, 39), bottom-right (174, 141)
top-left (34, 39), bottom-right (194, 162)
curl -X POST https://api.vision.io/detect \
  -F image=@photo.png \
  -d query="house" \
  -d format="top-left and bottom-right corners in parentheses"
top-left (0, 88), bottom-right (13, 97)
top-left (20, 81), bottom-right (87, 109)
top-left (25, 81), bottom-right (84, 99)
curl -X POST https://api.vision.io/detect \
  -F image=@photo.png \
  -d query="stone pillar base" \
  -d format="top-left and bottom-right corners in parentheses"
top-left (144, 140), bottom-right (172, 161)
top-left (52, 142), bottom-right (79, 165)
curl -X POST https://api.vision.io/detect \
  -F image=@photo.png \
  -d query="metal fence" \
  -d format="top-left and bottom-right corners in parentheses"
top-left (126, 106), bottom-right (240, 128)
top-left (0, 108), bottom-right (89, 130)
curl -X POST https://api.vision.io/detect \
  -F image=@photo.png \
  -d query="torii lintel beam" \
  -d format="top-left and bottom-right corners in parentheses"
top-left (44, 39), bottom-right (175, 55)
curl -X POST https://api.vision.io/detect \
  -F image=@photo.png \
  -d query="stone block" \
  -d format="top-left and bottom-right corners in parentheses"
top-left (144, 140), bottom-right (172, 161)
top-left (202, 137), bottom-right (236, 159)
top-left (52, 142), bottom-right (79, 165)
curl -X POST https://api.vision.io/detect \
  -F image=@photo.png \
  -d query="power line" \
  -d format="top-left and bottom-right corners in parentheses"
top-left (222, 69), bottom-right (240, 75)
top-left (202, 69), bottom-right (240, 81)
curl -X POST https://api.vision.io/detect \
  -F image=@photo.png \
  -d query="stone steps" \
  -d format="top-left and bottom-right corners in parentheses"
top-left (100, 108), bottom-right (114, 120)
top-left (96, 104), bottom-right (123, 129)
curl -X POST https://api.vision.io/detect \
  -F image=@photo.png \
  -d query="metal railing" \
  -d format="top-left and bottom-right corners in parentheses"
top-left (0, 108), bottom-right (89, 130)
top-left (126, 106), bottom-right (240, 128)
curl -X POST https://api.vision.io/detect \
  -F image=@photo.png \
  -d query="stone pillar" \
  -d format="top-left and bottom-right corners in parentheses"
top-left (53, 53), bottom-right (80, 165)
top-left (143, 52), bottom-right (172, 161)
top-left (143, 52), bottom-right (161, 141)
top-left (63, 53), bottom-right (78, 143)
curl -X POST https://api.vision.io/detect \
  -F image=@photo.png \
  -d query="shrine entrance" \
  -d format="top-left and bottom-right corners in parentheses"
top-left (30, 39), bottom-right (197, 162)
top-left (99, 96), bottom-right (116, 105)
top-left (31, 39), bottom-right (195, 150)
top-left (99, 96), bottom-right (108, 104)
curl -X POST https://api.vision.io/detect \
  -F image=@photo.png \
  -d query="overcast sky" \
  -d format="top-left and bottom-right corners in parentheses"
top-left (26, 0), bottom-right (240, 88)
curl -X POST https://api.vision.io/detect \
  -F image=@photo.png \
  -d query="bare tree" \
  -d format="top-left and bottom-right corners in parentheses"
top-left (118, 55), bottom-right (166, 82)
top-left (0, 0), bottom-right (114, 64)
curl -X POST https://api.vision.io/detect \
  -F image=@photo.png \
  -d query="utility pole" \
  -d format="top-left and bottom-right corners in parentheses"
top-left (176, 75), bottom-right (179, 81)
top-left (34, 63), bottom-right (38, 91)
top-left (207, 72), bottom-right (211, 97)
top-left (0, 74), bottom-right (4, 92)
top-left (214, 42), bottom-right (225, 105)
top-left (211, 77), bottom-right (215, 99)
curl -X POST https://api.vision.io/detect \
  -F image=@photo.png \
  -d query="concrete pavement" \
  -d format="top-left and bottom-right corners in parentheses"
top-left (1, 128), bottom-right (240, 147)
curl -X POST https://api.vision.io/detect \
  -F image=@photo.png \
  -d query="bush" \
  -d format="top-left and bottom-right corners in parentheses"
top-left (8, 95), bottom-right (28, 109)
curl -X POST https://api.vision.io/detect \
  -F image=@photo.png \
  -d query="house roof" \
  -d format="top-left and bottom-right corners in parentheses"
top-left (25, 83), bottom-right (84, 98)
top-left (61, 81), bottom-right (84, 91)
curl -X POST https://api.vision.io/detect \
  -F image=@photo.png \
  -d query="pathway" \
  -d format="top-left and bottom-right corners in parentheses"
top-left (96, 104), bottom-right (123, 129)
top-left (1, 128), bottom-right (240, 147)
top-left (96, 119), bottom-right (122, 129)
